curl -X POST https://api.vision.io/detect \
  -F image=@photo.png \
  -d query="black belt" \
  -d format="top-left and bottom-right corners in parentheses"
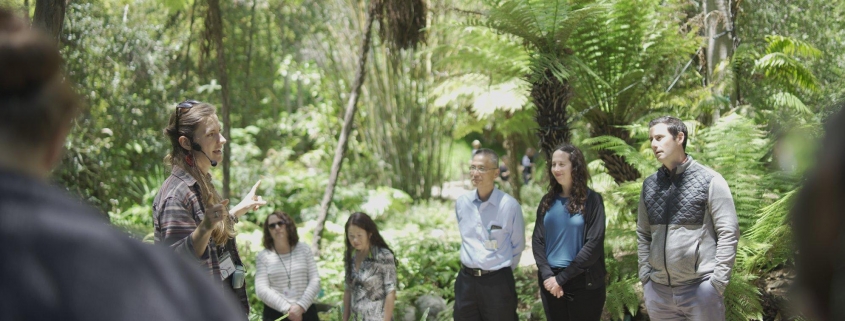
top-left (462, 264), bottom-right (499, 277)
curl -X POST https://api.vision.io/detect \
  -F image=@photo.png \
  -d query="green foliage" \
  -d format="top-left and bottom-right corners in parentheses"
top-left (696, 113), bottom-right (770, 230)
top-left (724, 272), bottom-right (764, 321)
top-left (604, 276), bottom-right (641, 320)
top-left (568, 0), bottom-right (700, 123)
top-left (742, 189), bottom-right (798, 273)
top-left (583, 135), bottom-right (654, 177)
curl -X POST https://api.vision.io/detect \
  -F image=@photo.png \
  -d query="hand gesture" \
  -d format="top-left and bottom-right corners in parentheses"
top-left (232, 180), bottom-right (267, 218)
top-left (201, 199), bottom-right (229, 231)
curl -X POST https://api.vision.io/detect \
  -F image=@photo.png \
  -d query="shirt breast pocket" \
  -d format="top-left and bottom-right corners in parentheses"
top-left (489, 222), bottom-right (508, 245)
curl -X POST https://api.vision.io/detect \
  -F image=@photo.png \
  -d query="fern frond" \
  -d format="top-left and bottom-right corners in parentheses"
top-left (755, 52), bottom-right (819, 92)
top-left (768, 92), bottom-right (812, 115)
top-left (584, 135), bottom-right (653, 177)
top-left (764, 35), bottom-right (822, 59)
top-left (724, 272), bottom-right (764, 321)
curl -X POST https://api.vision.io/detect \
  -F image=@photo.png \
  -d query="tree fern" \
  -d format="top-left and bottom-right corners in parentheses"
top-left (696, 113), bottom-right (770, 230)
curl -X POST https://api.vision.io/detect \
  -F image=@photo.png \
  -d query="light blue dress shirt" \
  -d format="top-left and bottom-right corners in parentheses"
top-left (455, 188), bottom-right (526, 271)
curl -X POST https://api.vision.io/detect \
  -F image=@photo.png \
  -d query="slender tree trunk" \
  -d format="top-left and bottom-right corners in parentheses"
top-left (33, 0), bottom-right (66, 42)
top-left (705, 0), bottom-right (733, 122)
top-left (533, 72), bottom-right (572, 165)
top-left (311, 2), bottom-right (377, 256)
top-left (503, 133), bottom-right (522, 203)
top-left (208, 0), bottom-right (232, 199)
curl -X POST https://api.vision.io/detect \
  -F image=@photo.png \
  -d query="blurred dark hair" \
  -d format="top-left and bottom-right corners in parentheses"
top-left (262, 211), bottom-right (299, 250)
top-left (344, 212), bottom-right (394, 283)
top-left (0, 8), bottom-right (80, 146)
top-left (793, 104), bottom-right (845, 321)
top-left (538, 143), bottom-right (590, 216)
top-left (649, 116), bottom-right (689, 150)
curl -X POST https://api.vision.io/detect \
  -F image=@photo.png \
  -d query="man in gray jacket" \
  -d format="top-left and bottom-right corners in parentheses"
top-left (637, 116), bottom-right (740, 320)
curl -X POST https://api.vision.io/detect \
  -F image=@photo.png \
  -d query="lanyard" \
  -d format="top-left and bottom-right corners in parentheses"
top-left (275, 246), bottom-right (294, 289)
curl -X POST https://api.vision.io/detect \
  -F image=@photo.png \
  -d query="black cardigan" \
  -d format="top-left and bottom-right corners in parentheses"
top-left (532, 189), bottom-right (607, 289)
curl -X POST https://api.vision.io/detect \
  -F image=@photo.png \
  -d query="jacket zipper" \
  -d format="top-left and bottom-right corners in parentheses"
top-left (663, 181), bottom-right (674, 287)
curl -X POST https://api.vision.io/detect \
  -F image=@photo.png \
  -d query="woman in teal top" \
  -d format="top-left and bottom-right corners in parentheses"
top-left (532, 143), bottom-right (607, 321)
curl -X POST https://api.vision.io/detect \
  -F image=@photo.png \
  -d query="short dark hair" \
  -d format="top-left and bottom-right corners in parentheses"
top-left (649, 116), bottom-right (688, 150)
top-left (473, 148), bottom-right (499, 168)
top-left (262, 211), bottom-right (299, 249)
top-left (0, 8), bottom-right (80, 146)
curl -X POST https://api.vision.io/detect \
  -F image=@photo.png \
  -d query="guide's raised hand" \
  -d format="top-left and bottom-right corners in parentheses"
top-left (231, 180), bottom-right (267, 218)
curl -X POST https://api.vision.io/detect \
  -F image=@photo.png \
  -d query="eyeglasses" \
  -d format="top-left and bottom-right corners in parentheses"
top-left (468, 166), bottom-right (491, 173)
top-left (268, 222), bottom-right (285, 229)
top-left (174, 99), bottom-right (200, 134)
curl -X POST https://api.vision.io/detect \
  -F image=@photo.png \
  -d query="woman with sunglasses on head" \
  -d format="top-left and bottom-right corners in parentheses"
top-left (532, 143), bottom-right (607, 321)
top-left (343, 212), bottom-right (397, 321)
top-left (256, 212), bottom-right (321, 321)
top-left (153, 100), bottom-right (267, 317)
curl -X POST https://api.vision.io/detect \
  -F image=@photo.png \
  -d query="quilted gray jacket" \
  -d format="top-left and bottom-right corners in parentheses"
top-left (636, 156), bottom-right (740, 295)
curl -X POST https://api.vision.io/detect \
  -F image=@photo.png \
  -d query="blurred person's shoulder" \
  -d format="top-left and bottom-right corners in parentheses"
top-left (0, 169), bottom-right (244, 321)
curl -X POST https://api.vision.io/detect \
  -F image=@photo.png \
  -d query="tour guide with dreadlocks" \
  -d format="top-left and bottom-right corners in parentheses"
top-left (153, 100), bottom-right (267, 317)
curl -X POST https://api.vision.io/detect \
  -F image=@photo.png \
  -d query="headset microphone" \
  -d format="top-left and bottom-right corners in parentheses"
top-left (191, 142), bottom-right (218, 167)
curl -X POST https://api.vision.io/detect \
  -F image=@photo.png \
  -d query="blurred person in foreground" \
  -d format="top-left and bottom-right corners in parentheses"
top-left (0, 7), bottom-right (243, 320)
top-left (793, 105), bottom-right (845, 321)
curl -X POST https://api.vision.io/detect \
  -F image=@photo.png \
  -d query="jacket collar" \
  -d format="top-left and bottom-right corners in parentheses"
top-left (659, 154), bottom-right (695, 179)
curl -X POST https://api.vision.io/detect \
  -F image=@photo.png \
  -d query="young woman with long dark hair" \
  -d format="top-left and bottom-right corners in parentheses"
top-left (342, 212), bottom-right (397, 321)
top-left (532, 143), bottom-right (607, 320)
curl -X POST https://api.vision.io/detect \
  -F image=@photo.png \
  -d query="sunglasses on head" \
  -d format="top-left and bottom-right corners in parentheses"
top-left (174, 99), bottom-right (200, 134)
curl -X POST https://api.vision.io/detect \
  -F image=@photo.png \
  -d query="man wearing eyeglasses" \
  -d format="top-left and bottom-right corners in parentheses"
top-left (453, 149), bottom-right (526, 321)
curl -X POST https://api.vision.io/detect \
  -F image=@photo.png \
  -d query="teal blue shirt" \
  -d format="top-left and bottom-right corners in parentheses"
top-left (543, 196), bottom-right (585, 268)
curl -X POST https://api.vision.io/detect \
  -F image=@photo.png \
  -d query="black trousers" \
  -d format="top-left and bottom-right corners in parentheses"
top-left (538, 272), bottom-right (606, 321)
top-left (262, 303), bottom-right (320, 321)
top-left (453, 267), bottom-right (518, 321)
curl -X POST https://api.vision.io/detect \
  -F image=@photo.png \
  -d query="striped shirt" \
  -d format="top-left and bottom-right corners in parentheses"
top-left (152, 165), bottom-right (250, 313)
top-left (255, 244), bottom-right (321, 313)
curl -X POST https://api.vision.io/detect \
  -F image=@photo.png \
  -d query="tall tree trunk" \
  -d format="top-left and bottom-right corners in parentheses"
top-left (591, 121), bottom-right (641, 183)
top-left (533, 73), bottom-right (572, 168)
top-left (208, 0), bottom-right (232, 199)
top-left (311, 2), bottom-right (377, 256)
top-left (705, 0), bottom-right (734, 122)
top-left (33, 0), bottom-right (66, 42)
